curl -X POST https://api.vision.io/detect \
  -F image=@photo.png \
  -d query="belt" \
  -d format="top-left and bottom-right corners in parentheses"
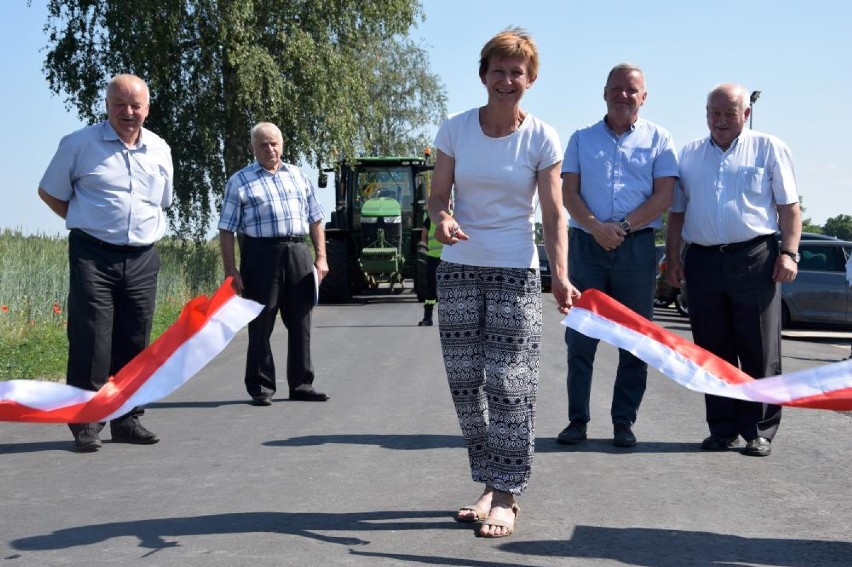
top-left (692, 233), bottom-right (774, 253)
top-left (624, 227), bottom-right (654, 239)
top-left (70, 229), bottom-right (153, 252)
top-left (245, 234), bottom-right (306, 244)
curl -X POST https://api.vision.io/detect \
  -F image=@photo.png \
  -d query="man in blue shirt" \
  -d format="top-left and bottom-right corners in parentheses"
top-left (558, 64), bottom-right (678, 447)
top-left (38, 74), bottom-right (173, 452)
top-left (218, 122), bottom-right (329, 406)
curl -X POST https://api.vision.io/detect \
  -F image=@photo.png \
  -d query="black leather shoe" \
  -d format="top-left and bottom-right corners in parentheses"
top-left (556, 421), bottom-right (587, 445)
top-left (700, 435), bottom-right (741, 451)
top-left (613, 423), bottom-right (637, 447)
top-left (289, 384), bottom-right (329, 401)
top-left (743, 436), bottom-right (771, 457)
top-left (111, 424), bottom-right (160, 445)
top-left (418, 317), bottom-right (433, 326)
top-left (74, 429), bottom-right (102, 452)
top-left (251, 395), bottom-right (272, 406)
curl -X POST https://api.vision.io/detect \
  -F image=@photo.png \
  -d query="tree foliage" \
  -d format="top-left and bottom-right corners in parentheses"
top-left (823, 214), bottom-right (852, 241)
top-left (357, 37), bottom-right (447, 156)
top-left (801, 218), bottom-right (823, 235)
top-left (41, 0), bottom-right (442, 240)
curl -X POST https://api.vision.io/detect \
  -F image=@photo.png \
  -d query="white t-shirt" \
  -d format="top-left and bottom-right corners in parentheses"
top-left (433, 108), bottom-right (561, 269)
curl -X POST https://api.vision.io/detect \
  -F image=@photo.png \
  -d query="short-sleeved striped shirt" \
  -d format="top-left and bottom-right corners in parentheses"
top-left (217, 161), bottom-right (324, 237)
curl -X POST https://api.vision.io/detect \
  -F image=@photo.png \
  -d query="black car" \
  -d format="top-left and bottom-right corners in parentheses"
top-left (537, 244), bottom-right (551, 292)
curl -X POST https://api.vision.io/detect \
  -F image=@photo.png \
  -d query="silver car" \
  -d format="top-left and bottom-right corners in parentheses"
top-left (782, 239), bottom-right (852, 328)
top-left (667, 234), bottom-right (851, 328)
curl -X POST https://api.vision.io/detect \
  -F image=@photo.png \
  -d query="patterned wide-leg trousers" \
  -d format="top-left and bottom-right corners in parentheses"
top-left (436, 262), bottom-right (542, 495)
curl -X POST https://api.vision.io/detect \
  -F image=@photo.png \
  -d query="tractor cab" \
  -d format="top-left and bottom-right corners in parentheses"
top-left (318, 155), bottom-right (433, 303)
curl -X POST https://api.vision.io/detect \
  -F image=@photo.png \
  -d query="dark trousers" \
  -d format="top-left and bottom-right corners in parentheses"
top-left (240, 236), bottom-right (316, 397)
top-left (564, 228), bottom-right (656, 425)
top-left (685, 237), bottom-right (782, 441)
top-left (66, 230), bottom-right (159, 435)
top-left (424, 255), bottom-right (440, 304)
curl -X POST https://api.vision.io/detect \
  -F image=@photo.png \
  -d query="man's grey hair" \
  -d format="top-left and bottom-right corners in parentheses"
top-left (250, 122), bottom-right (283, 143)
top-left (707, 83), bottom-right (750, 109)
top-left (106, 74), bottom-right (150, 104)
top-left (605, 63), bottom-right (644, 87)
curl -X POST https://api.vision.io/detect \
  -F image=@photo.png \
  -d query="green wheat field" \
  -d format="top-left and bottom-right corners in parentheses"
top-left (0, 230), bottom-right (224, 381)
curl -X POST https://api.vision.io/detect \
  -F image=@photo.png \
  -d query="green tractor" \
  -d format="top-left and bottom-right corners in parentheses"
top-left (318, 154), bottom-right (433, 303)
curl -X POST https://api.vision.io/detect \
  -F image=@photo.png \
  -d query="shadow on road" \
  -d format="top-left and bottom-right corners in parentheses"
top-left (10, 510), bottom-right (454, 553)
top-left (348, 549), bottom-right (541, 566)
top-left (146, 400), bottom-right (249, 409)
top-left (535, 438), bottom-right (699, 454)
top-left (785, 354), bottom-right (848, 364)
top-left (499, 525), bottom-right (852, 567)
top-left (12, 514), bottom-right (849, 566)
top-left (267, 433), bottom-right (465, 451)
top-left (268, 435), bottom-right (706, 455)
top-left (0, 440), bottom-right (71, 455)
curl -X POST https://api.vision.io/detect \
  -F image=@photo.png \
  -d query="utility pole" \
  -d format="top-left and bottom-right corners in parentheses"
top-left (749, 90), bottom-right (761, 129)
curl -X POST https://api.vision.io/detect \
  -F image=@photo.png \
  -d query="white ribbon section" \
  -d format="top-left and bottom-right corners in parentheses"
top-left (564, 306), bottom-right (852, 407)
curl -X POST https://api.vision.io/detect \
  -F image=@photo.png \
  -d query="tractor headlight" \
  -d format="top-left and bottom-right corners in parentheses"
top-left (361, 216), bottom-right (378, 224)
top-left (384, 216), bottom-right (401, 224)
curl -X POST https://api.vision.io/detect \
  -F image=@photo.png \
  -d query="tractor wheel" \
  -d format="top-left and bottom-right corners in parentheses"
top-left (319, 239), bottom-right (351, 304)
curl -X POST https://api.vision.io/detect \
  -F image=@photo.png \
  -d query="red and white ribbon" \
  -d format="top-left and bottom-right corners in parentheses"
top-left (562, 289), bottom-right (852, 411)
top-left (0, 278), bottom-right (262, 423)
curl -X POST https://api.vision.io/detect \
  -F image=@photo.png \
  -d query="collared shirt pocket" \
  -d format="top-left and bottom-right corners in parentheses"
top-left (738, 166), bottom-right (765, 194)
top-left (134, 158), bottom-right (169, 206)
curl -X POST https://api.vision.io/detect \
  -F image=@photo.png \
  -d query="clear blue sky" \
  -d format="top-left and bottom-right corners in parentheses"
top-left (2, 0), bottom-right (850, 236)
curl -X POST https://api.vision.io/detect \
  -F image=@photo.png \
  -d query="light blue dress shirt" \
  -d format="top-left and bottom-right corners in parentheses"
top-left (672, 130), bottom-right (798, 246)
top-left (562, 117), bottom-right (678, 230)
top-left (39, 121), bottom-right (173, 246)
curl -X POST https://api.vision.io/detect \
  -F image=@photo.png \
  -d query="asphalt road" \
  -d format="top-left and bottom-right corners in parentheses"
top-left (1, 295), bottom-right (851, 567)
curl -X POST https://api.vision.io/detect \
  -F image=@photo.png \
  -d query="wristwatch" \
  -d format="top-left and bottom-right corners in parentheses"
top-left (780, 250), bottom-right (800, 263)
top-left (619, 219), bottom-right (631, 233)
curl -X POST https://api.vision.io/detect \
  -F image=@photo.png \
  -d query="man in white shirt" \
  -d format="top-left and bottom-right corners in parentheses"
top-left (39, 74), bottom-right (172, 452)
top-left (666, 83), bottom-right (801, 457)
